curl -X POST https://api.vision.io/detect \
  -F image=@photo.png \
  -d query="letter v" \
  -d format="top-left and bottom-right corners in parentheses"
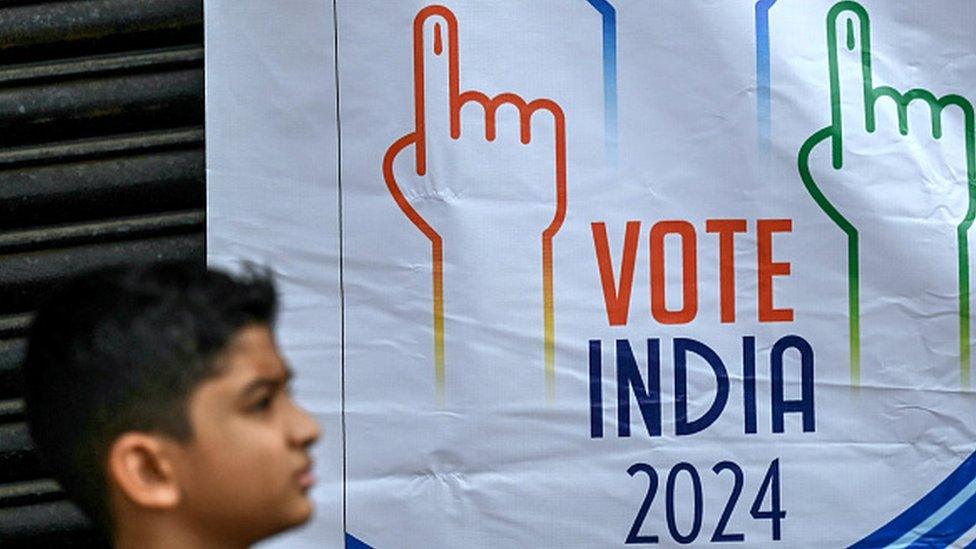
top-left (592, 221), bottom-right (641, 326)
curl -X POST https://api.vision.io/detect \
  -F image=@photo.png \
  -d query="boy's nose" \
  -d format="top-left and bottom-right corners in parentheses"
top-left (288, 400), bottom-right (321, 447)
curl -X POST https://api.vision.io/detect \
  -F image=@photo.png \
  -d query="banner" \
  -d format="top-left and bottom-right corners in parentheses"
top-left (208, 1), bottom-right (976, 546)
top-left (205, 1), bottom-right (342, 546)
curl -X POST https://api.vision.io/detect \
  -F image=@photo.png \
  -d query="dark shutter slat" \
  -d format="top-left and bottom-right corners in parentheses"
top-left (0, 0), bottom-right (202, 68)
top-left (0, 148), bottom-right (205, 230)
top-left (0, 317), bottom-right (31, 340)
top-left (0, 232), bottom-right (206, 315)
top-left (0, 127), bottom-right (202, 167)
top-left (0, 399), bottom-right (25, 424)
top-left (0, 67), bottom-right (203, 147)
top-left (0, 501), bottom-right (105, 547)
top-left (0, 211), bottom-right (205, 254)
top-left (0, 340), bottom-right (26, 398)
top-left (0, 479), bottom-right (63, 508)
top-left (0, 423), bottom-right (41, 484)
top-left (0, 45), bottom-right (203, 86)
top-left (0, 0), bottom-right (201, 49)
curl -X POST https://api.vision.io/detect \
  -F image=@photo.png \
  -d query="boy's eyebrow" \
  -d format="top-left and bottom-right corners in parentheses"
top-left (240, 366), bottom-right (294, 397)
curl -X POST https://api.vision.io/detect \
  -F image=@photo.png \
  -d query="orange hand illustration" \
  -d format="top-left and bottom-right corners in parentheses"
top-left (383, 5), bottom-right (567, 400)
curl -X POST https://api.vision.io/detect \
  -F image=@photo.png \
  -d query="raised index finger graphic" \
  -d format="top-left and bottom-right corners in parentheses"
top-left (826, 1), bottom-right (873, 169)
top-left (412, 5), bottom-right (459, 176)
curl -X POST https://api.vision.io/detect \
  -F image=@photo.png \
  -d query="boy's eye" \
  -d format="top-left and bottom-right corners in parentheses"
top-left (249, 393), bottom-right (275, 413)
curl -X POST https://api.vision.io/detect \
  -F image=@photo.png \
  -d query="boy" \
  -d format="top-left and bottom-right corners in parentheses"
top-left (22, 262), bottom-right (320, 548)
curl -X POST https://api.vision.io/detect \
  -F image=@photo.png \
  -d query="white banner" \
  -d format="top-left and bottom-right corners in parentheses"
top-left (208, 1), bottom-right (976, 546)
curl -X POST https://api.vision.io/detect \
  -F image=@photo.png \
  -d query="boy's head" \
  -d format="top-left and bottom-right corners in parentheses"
top-left (22, 263), bottom-right (320, 546)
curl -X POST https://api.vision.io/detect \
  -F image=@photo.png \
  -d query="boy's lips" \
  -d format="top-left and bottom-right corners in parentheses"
top-left (296, 460), bottom-right (316, 490)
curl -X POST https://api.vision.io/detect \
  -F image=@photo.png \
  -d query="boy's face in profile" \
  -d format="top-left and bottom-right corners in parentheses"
top-left (164, 324), bottom-right (320, 542)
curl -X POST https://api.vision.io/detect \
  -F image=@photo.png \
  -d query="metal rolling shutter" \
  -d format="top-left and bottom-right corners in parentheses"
top-left (0, 1), bottom-right (204, 546)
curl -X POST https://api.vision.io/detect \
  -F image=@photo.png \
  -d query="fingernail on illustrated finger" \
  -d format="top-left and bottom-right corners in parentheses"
top-left (434, 22), bottom-right (443, 55)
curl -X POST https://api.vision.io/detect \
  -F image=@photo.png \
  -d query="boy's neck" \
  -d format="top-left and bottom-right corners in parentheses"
top-left (113, 511), bottom-right (252, 549)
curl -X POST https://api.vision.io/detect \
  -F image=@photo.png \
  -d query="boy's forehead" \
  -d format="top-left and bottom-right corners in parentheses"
top-left (184, 325), bottom-right (288, 424)
top-left (216, 324), bottom-right (287, 381)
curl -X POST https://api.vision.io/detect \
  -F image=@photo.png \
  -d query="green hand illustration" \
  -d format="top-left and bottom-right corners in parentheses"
top-left (797, 1), bottom-right (976, 388)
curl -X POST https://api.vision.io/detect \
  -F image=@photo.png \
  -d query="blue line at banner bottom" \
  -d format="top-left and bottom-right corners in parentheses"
top-left (346, 533), bottom-right (376, 549)
top-left (850, 450), bottom-right (976, 547)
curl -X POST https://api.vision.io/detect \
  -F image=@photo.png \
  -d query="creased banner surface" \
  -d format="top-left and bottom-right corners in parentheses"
top-left (208, 1), bottom-right (976, 547)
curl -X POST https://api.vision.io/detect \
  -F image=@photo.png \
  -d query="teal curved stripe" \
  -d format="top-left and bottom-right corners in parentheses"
top-left (756, 0), bottom-right (778, 154)
top-left (585, 0), bottom-right (618, 168)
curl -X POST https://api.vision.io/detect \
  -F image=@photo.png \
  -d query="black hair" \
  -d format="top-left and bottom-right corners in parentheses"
top-left (21, 262), bottom-right (277, 533)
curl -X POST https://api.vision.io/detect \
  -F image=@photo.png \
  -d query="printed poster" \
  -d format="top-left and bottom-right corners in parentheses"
top-left (208, 1), bottom-right (976, 546)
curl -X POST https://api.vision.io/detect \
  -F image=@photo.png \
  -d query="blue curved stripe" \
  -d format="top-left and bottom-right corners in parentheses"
top-left (850, 451), bottom-right (976, 548)
top-left (910, 490), bottom-right (976, 548)
top-left (755, 0), bottom-right (777, 155)
top-left (346, 533), bottom-right (376, 549)
top-left (585, 0), bottom-right (617, 168)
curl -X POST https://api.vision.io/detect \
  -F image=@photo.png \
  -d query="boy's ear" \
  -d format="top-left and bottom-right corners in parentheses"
top-left (107, 432), bottom-right (181, 510)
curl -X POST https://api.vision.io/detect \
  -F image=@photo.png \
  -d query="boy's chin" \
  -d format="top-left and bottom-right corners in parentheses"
top-left (284, 495), bottom-right (316, 528)
top-left (250, 498), bottom-right (315, 543)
